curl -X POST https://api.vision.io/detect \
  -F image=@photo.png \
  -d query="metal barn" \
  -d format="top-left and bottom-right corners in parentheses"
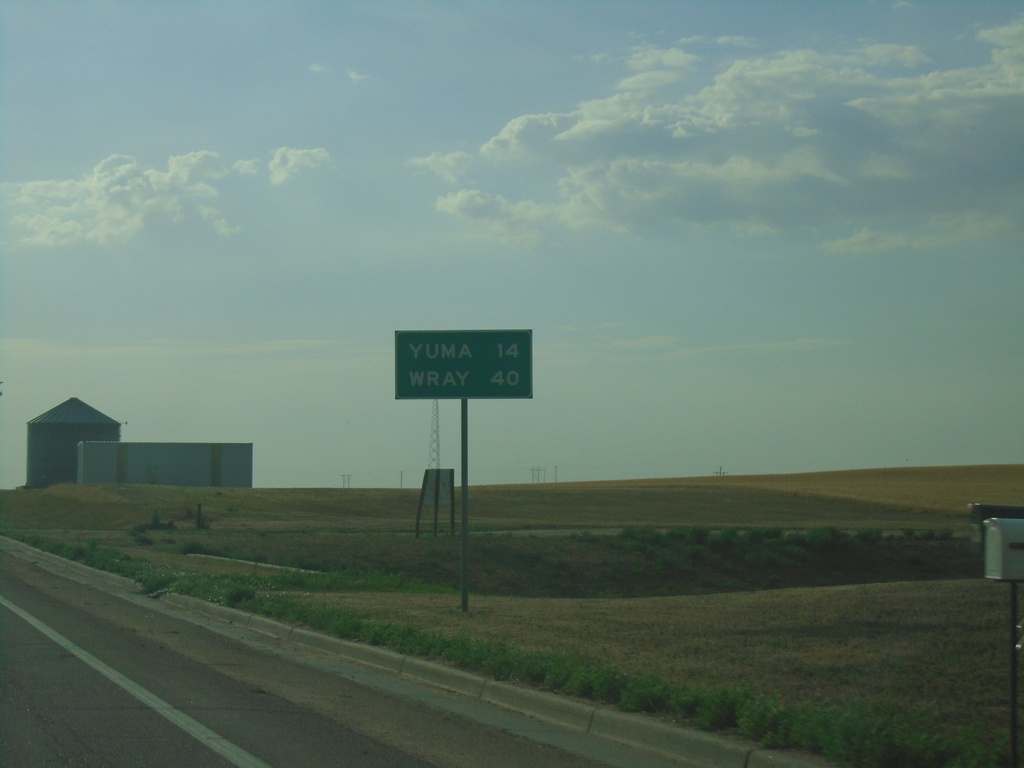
top-left (26, 398), bottom-right (121, 488)
top-left (77, 442), bottom-right (253, 488)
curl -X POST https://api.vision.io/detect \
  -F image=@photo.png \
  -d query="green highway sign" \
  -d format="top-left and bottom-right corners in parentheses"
top-left (395, 329), bottom-right (533, 400)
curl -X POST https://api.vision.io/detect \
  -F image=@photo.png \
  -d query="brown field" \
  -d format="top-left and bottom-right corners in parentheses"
top-left (315, 580), bottom-right (1005, 728)
top-left (2, 463), bottom-right (1021, 757)
top-left (657, 463), bottom-right (1023, 513)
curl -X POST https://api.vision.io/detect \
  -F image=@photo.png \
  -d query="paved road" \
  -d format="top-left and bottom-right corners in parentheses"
top-left (0, 551), bottom-right (688, 768)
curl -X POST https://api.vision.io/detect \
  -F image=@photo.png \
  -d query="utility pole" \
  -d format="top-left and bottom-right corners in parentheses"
top-left (429, 399), bottom-right (440, 469)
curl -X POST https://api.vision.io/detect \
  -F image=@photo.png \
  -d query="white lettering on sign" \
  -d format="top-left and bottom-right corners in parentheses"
top-left (490, 371), bottom-right (520, 386)
top-left (408, 343), bottom-right (473, 360)
top-left (408, 371), bottom-right (470, 387)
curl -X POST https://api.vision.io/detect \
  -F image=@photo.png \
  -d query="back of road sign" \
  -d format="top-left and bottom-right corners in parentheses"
top-left (395, 330), bottom-right (533, 400)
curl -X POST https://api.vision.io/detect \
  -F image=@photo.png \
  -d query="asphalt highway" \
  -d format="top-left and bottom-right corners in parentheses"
top-left (0, 550), bottom-right (698, 768)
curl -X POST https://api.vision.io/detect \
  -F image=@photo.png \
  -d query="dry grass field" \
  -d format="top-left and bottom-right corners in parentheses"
top-left (1, 463), bottom-right (1021, 766)
top-left (318, 579), bottom-right (1005, 727)
top-left (657, 463), bottom-right (1024, 513)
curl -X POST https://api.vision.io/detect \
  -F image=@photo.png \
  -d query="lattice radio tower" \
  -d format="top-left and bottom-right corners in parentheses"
top-left (428, 399), bottom-right (440, 469)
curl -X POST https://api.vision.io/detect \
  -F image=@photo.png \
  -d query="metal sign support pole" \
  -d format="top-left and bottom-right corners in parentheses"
top-left (460, 398), bottom-right (469, 613)
top-left (1013, 581), bottom-right (1019, 768)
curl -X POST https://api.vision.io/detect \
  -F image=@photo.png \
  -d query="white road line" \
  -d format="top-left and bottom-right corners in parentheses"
top-left (0, 593), bottom-right (274, 768)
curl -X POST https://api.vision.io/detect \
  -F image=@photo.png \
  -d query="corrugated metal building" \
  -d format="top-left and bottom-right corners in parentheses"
top-left (26, 398), bottom-right (121, 488)
top-left (77, 442), bottom-right (253, 488)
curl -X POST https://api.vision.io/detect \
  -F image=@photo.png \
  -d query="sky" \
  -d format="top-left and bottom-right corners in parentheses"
top-left (1, 1), bottom-right (1022, 489)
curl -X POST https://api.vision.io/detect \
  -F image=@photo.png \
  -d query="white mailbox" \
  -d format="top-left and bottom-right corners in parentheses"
top-left (985, 518), bottom-right (1024, 581)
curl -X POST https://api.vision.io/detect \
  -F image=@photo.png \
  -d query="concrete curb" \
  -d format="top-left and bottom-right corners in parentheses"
top-left (592, 709), bottom-right (751, 767)
top-left (189, 599), bottom-right (829, 768)
top-left (0, 536), bottom-right (139, 592)
top-left (1, 536), bottom-right (830, 768)
top-left (402, 657), bottom-right (488, 698)
top-left (481, 680), bottom-right (595, 731)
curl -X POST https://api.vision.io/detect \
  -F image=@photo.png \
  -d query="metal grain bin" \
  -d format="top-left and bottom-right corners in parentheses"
top-left (26, 398), bottom-right (121, 488)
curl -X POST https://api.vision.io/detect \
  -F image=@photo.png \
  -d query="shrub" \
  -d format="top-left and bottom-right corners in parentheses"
top-left (129, 530), bottom-right (154, 546)
top-left (620, 526), bottom-right (663, 545)
top-left (138, 571), bottom-right (175, 595)
top-left (805, 527), bottom-right (850, 551)
top-left (686, 526), bottom-right (711, 546)
top-left (695, 687), bottom-right (744, 730)
top-left (737, 694), bottom-right (795, 748)
top-left (708, 528), bottom-right (742, 551)
top-left (745, 527), bottom-right (784, 544)
top-left (854, 529), bottom-right (884, 544)
top-left (618, 674), bottom-right (674, 713)
top-left (224, 585), bottom-right (256, 607)
top-left (564, 664), bottom-right (625, 703)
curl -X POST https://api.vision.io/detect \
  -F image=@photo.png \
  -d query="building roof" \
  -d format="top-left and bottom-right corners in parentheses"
top-left (28, 397), bottom-right (120, 425)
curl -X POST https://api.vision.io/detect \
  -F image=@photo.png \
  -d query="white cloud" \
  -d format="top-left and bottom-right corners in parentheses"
top-left (428, 19), bottom-right (1024, 249)
top-left (615, 69), bottom-right (684, 92)
top-left (625, 43), bottom-right (698, 72)
top-left (716, 36), bottom-right (756, 48)
top-left (233, 159), bottom-right (260, 175)
top-left (435, 189), bottom-right (549, 245)
top-left (144, 150), bottom-right (227, 195)
top-left (977, 17), bottom-right (1024, 48)
top-left (5, 146), bottom-right (335, 247)
top-left (851, 43), bottom-right (929, 68)
top-left (199, 206), bottom-right (240, 236)
top-left (268, 146), bottom-right (331, 185)
top-left (480, 113), bottom-right (575, 161)
top-left (5, 152), bottom-right (235, 247)
top-left (347, 69), bottom-right (368, 83)
top-left (823, 214), bottom-right (1018, 253)
top-left (407, 151), bottom-right (473, 183)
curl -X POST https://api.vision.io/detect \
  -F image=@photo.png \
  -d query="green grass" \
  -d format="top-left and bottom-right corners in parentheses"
top-left (123, 524), bottom-right (976, 598)
top-left (0, 475), bottom-right (1012, 768)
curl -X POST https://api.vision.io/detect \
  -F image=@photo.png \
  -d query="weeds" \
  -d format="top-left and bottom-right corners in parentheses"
top-left (212, 585), bottom-right (1006, 768)
top-left (1, 518), bottom-right (1000, 768)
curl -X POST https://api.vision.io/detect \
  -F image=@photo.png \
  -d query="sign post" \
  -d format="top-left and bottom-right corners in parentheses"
top-left (396, 330), bottom-right (532, 611)
top-left (461, 398), bottom-right (469, 612)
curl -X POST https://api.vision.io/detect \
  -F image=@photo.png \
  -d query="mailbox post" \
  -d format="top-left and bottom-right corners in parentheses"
top-left (986, 517), bottom-right (1024, 767)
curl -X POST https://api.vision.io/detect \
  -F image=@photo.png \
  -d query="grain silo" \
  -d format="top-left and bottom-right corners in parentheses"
top-left (26, 397), bottom-right (121, 488)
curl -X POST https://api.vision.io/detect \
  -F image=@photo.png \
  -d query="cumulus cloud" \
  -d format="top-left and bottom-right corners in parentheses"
top-left (625, 43), bottom-right (698, 72)
top-left (199, 205), bottom-right (240, 236)
top-left (233, 159), bottom-right (260, 175)
top-left (5, 152), bottom-right (232, 247)
top-left (268, 146), bottom-right (331, 185)
top-left (716, 36), bottom-right (756, 48)
top-left (822, 215), bottom-right (1017, 253)
top-left (5, 146), bottom-right (333, 247)
top-left (435, 189), bottom-right (550, 245)
top-left (426, 17), bottom-right (1024, 249)
top-left (407, 151), bottom-right (474, 183)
